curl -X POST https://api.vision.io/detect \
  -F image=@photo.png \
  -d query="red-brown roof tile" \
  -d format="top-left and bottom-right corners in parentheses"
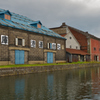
top-left (66, 48), bottom-right (89, 55)
top-left (60, 34), bottom-right (66, 37)
top-left (68, 27), bottom-right (87, 47)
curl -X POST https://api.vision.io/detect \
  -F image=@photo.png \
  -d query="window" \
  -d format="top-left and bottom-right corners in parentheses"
top-left (15, 38), bottom-right (25, 46)
top-left (70, 37), bottom-right (72, 39)
top-left (37, 24), bottom-right (41, 28)
top-left (76, 46), bottom-right (78, 49)
top-left (70, 45), bottom-right (72, 48)
top-left (39, 41), bottom-right (43, 48)
top-left (5, 14), bottom-right (11, 20)
top-left (1, 35), bottom-right (8, 45)
top-left (31, 40), bottom-right (36, 48)
top-left (47, 43), bottom-right (56, 50)
top-left (18, 38), bottom-right (22, 45)
top-left (52, 43), bottom-right (56, 50)
top-left (94, 47), bottom-right (96, 51)
top-left (57, 44), bottom-right (61, 50)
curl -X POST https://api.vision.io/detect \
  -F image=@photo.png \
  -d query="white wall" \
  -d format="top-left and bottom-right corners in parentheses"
top-left (65, 28), bottom-right (80, 49)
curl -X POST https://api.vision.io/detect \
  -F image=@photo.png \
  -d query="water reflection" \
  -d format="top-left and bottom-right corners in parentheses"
top-left (1, 67), bottom-right (100, 100)
top-left (47, 75), bottom-right (54, 100)
top-left (15, 79), bottom-right (25, 100)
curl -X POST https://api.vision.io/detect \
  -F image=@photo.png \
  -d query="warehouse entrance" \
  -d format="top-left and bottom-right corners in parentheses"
top-left (15, 50), bottom-right (25, 64)
top-left (47, 52), bottom-right (53, 63)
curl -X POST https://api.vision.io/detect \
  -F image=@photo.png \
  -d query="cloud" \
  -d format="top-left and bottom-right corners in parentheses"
top-left (0, 0), bottom-right (100, 37)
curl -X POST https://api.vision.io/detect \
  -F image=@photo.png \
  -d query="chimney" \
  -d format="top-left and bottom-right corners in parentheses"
top-left (86, 31), bottom-right (88, 34)
top-left (60, 22), bottom-right (67, 27)
top-left (62, 22), bottom-right (66, 26)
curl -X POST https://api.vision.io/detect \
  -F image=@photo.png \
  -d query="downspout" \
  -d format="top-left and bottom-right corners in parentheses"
top-left (90, 38), bottom-right (91, 61)
top-left (43, 35), bottom-right (44, 63)
top-left (71, 54), bottom-right (72, 62)
top-left (8, 27), bottom-right (10, 65)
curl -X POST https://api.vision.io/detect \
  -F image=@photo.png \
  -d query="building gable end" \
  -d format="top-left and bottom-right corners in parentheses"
top-left (67, 27), bottom-right (80, 46)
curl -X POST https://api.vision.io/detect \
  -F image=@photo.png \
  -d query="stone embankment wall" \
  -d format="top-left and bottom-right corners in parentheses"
top-left (0, 63), bottom-right (100, 76)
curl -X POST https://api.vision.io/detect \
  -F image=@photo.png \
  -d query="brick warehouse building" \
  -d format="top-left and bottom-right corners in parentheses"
top-left (0, 9), bottom-right (66, 65)
top-left (50, 22), bottom-right (100, 62)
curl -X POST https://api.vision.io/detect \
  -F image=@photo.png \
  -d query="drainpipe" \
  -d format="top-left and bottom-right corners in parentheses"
top-left (71, 54), bottom-right (72, 62)
top-left (8, 27), bottom-right (10, 65)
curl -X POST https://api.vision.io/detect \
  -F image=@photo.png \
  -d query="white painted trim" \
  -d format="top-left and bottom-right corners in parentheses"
top-left (39, 41), bottom-right (43, 48)
top-left (15, 38), bottom-right (18, 46)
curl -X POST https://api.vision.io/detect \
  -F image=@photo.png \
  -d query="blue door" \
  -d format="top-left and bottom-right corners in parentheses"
top-left (15, 50), bottom-right (20, 64)
top-left (47, 52), bottom-right (53, 63)
top-left (19, 50), bottom-right (24, 64)
top-left (15, 50), bottom-right (24, 64)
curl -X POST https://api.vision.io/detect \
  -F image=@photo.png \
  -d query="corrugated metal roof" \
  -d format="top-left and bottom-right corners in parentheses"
top-left (0, 8), bottom-right (65, 39)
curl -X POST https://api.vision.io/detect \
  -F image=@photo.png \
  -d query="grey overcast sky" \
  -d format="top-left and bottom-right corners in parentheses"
top-left (0, 0), bottom-right (100, 37)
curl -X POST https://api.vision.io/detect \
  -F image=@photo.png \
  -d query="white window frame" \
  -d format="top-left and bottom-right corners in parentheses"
top-left (1, 35), bottom-right (8, 45)
top-left (15, 38), bottom-right (25, 46)
top-left (22, 39), bottom-right (25, 46)
top-left (31, 40), bottom-right (36, 48)
top-left (57, 44), bottom-right (61, 50)
top-left (47, 43), bottom-right (50, 49)
top-left (52, 43), bottom-right (56, 50)
top-left (39, 41), bottom-right (43, 48)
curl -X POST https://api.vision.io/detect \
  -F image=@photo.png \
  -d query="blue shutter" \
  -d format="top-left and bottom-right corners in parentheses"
top-left (50, 43), bottom-right (52, 49)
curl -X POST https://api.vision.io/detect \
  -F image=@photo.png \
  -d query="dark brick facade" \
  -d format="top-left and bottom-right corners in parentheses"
top-left (0, 25), bottom-right (66, 65)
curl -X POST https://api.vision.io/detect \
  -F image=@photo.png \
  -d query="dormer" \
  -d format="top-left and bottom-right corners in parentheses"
top-left (0, 10), bottom-right (12, 20)
top-left (30, 21), bottom-right (42, 28)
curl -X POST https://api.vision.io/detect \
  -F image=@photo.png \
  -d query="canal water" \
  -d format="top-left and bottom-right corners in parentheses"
top-left (0, 67), bottom-right (100, 100)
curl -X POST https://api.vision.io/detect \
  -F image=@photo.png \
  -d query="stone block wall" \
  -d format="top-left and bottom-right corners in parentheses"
top-left (0, 25), bottom-right (66, 65)
top-left (9, 28), bottom-right (28, 47)
top-left (56, 38), bottom-right (66, 60)
top-left (29, 33), bottom-right (44, 61)
top-left (0, 63), bottom-right (99, 76)
top-left (0, 26), bottom-right (9, 61)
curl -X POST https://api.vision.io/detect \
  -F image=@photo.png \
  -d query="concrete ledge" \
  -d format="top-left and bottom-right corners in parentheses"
top-left (56, 60), bottom-right (66, 63)
top-left (28, 61), bottom-right (44, 64)
top-left (9, 47), bottom-right (30, 51)
top-left (0, 61), bottom-right (9, 65)
top-left (44, 49), bottom-right (56, 53)
top-left (0, 63), bottom-right (100, 76)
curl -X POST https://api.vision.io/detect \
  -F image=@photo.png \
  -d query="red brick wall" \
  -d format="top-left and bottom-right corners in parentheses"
top-left (90, 38), bottom-right (100, 61)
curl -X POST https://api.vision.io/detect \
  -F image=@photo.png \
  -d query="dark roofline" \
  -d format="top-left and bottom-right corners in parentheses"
top-left (31, 21), bottom-right (42, 25)
top-left (0, 10), bottom-right (12, 16)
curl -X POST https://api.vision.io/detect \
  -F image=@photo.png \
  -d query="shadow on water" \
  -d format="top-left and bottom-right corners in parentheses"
top-left (0, 66), bottom-right (100, 100)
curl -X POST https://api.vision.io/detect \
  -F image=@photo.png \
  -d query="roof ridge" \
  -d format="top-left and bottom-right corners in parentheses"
top-left (68, 25), bottom-right (100, 40)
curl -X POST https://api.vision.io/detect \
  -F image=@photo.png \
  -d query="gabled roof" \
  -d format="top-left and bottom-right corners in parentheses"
top-left (50, 22), bottom-right (100, 41)
top-left (0, 8), bottom-right (65, 40)
top-left (0, 10), bottom-right (12, 16)
top-left (66, 48), bottom-right (89, 55)
top-left (30, 21), bottom-right (42, 25)
top-left (68, 27), bottom-right (87, 46)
